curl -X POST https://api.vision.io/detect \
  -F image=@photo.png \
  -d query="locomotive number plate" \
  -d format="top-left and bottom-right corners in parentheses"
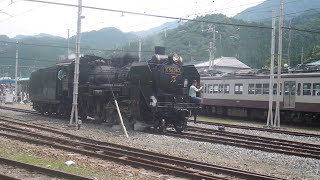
top-left (165, 67), bottom-right (181, 74)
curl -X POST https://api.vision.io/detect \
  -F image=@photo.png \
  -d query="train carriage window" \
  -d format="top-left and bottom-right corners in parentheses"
top-left (224, 84), bottom-right (230, 94)
top-left (248, 84), bottom-right (255, 94)
top-left (234, 84), bottom-right (243, 94)
top-left (313, 83), bottom-right (320, 96)
top-left (273, 83), bottom-right (282, 95)
top-left (255, 84), bottom-right (262, 94)
top-left (200, 82), bottom-right (204, 93)
top-left (218, 84), bottom-right (224, 93)
top-left (297, 83), bottom-right (301, 96)
top-left (263, 84), bottom-right (269, 94)
top-left (291, 83), bottom-right (296, 96)
top-left (284, 83), bottom-right (290, 95)
top-left (204, 84), bottom-right (207, 94)
top-left (208, 84), bottom-right (213, 94)
top-left (303, 83), bottom-right (311, 95)
top-left (213, 84), bottom-right (219, 94)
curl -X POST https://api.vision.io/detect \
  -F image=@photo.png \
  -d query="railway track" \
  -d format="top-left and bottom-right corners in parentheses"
top-left (179, 126), bottom-right (320, 159)
top-left (0, 105), bottom-right (38, 115)
top-left (0, 156), bottom-right (92, 180)
top-left (1, 106), bottom-right (320, 159)
top-left (189, 119), bottom-right (320, 138)
top-left (1, 105), bottom-right (319, 139)
top-left (0, 115), bottom-right (282, 180)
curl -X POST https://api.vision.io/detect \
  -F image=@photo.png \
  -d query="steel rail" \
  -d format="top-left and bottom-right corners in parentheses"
top-left (1, 105), bottom-right (319, 138)
top-left (0, 156), bottom-right (92, 180)
top-left (165, 131), bottom-right (320, 159)
top-left (0, 126), bottom-right (228, 180)
top-left (189, 120), bottom-right (320, 138)
top-left (187, 126), bottom-right (320, 151)
top-left (0, 173), bottom-right (20, 180)
top-left (0, 116), bottom-right (282, 180)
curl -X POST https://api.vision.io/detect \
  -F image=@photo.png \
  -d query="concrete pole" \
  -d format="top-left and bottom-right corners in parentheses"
top-left (70, 0), bottom-right (82, 128)
top-left (267, 9), bottom-right (276, 127)
top-left (164, 28), bottom-right (167, 39)
top-left (67, 28), bottom-right (70, 58)
top-left (138, 40), bottom-right (141, 62)
top-left (212, 25), bottom-right (216, 60)
top-left (274, 0), bottom-right (284, 128)
top-left (209, 42), bottom-right (213, 70)
top-left (287, 19), bottom-right (291, 68)
top-left (301, 47), bottom-right (304, 64)
top-left (189, 41), bottom-right (192, 62)
top-left (15, 41), bottom-right (18, 102)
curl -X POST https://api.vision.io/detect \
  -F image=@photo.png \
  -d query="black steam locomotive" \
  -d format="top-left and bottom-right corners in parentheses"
top-left (29, 47), bottom-right (200, 132)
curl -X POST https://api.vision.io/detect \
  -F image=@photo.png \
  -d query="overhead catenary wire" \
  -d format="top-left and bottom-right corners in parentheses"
top-left (282, 27), bottom-right (320, 34)
top-left (23, 0), bottom-right (273, 30)
top-left (0, 56), bottom-right (59, 62)
top-left (0, 40), bottom-right (154, 53)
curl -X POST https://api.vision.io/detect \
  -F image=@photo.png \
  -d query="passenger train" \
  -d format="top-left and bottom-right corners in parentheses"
top-left (200, 72), bottom-right (320, 123)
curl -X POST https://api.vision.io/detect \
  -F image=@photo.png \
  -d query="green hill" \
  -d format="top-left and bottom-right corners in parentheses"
top-left (1, 8), bottom-right (320, 78)
top-left (234, 0), bottom-right (320, 22)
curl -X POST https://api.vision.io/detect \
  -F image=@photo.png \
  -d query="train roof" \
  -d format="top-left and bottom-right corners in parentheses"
top-left (201, 72), bottom-right (320, 80)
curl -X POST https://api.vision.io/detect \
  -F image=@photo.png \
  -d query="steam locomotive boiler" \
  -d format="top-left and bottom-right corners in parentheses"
top-left (29, 47), bottom-right (200, 132)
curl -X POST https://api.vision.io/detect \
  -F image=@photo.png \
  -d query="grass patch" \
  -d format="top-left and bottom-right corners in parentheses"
top-left (0, 146), bottom-right (110, 179)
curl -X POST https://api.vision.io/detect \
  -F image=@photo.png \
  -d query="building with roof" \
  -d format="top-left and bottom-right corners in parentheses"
top-left (307, 60), bottom-right (320, 66)
top-left (194, 56), bottom-right (251, 75)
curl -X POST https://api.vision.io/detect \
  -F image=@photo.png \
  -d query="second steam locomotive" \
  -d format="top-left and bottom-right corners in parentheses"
top-left (29, 47), bottom-right (200, 132)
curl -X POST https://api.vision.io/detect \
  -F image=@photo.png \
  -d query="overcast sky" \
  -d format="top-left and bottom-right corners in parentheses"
top-left (0, 0), bottom-right (265, 38)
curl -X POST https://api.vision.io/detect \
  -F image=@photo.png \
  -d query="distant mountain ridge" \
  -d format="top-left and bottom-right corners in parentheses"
top-left (234, 0), bottom-right (320, 22)
top-left (131, 20), bottom-right (181, 37)
top-left (13, 33), bottom-right (64, 40)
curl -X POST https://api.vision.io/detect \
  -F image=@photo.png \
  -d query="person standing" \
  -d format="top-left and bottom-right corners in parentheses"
top-left (189, 80), bottom-right (202, 123)
top-left (189, 80), bottom-right (202, 103)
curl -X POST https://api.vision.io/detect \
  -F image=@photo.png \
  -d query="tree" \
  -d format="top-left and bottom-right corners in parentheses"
top-left (305, 46), bottom-right (320, 63)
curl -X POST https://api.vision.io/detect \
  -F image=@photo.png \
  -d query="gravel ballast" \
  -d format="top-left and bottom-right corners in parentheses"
top-left (0, 104), bottom-right (320, 180)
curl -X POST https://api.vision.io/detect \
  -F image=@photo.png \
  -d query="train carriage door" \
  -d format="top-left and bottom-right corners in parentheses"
top-left (283, 81), bottom-right (296, 108)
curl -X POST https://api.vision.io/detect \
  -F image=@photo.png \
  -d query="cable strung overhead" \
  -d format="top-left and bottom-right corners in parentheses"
top-left (23, 0), bottom-right (272, 30)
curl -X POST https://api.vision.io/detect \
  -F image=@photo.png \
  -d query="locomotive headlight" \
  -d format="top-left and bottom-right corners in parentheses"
top-left (184, 79), bottom-right (188, 88)
top-left (173, 55), bottom-right (179, 62)
top-left (178, 56), bottom-right (183, 65)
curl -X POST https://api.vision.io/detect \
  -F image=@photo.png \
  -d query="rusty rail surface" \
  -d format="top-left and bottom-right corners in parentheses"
top-left (1, 105), bottom-right (318, 138)
top-left (165, 129), bottom-right (320, 159)
top-left (0, 115), bottom-right (282, 180)
top-left (0, 156), bottom-right (92, 180)
top-left (189, 120), bottom-right (320, 138)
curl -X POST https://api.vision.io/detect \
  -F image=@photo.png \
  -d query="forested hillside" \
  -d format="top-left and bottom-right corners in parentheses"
top-left (234, 0), bottom-right (320, 22)
top-left (0, 7), bottom-right (319, 78)
top-left (124, 11), bottom-right (320, 68)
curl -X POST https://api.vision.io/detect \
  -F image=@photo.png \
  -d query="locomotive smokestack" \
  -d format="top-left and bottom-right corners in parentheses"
top-left (155, 46), bottom-right (165, 55)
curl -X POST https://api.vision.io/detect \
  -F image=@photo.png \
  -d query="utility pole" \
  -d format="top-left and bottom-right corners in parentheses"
top-left (189, 41), bottom-right (193, 62)
top-left (164, 28), bottom-right (167, 39)
top-left (287, 19), bottom-right (292, 68)
top-left (301, 47), bottom-right (304, 64)
top-left (15, 41), bottom-right (18, 102)
top-left (70, 0), bottom-right (83, 129)
top-left (138, 40), bottom-right (141, 62)
top-left (274, 0), bottom-right (284, 128)
top-left (212, 25), bottom-right (216, 60)
top-left (267, 9), bottom-right (276, 127)
top-left (209, 41), bottom-right (213, 70)
top-left (207, 24), bottom-right (216, 71)
top-left (67, 28), bottom-right (70, 58)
